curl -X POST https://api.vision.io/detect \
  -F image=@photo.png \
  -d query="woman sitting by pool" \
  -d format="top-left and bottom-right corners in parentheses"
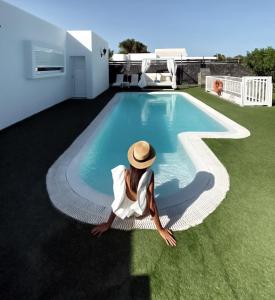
top-left (91, 140), bottom-right (176, 246)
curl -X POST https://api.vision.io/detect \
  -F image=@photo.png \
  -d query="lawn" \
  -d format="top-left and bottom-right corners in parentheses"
top-left (131, 87), bottom-right (275, 299)
top-left (1, 87), bottom-right (275, 299)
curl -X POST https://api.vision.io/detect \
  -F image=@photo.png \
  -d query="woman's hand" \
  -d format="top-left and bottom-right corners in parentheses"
top-left (159, 229), bottom-right (176, 246)
top-left (91, 223), bottom-right (110, 237)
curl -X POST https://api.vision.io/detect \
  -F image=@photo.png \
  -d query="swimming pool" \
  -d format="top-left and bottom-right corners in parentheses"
top-left (78, 93), bottom-right (226, 198)
top-left (47, 91), bottom-right (250, 230)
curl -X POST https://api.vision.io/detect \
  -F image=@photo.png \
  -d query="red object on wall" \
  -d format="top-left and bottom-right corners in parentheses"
top-left (213, 80), bottom-right (223, 96)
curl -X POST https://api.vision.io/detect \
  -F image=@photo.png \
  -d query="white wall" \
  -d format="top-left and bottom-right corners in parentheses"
top-left (0, 0), bottom-right (70, 129)
top-left (90, 32), bottom-right (109, 98)
top-left (67, 31), bottom-right (109, 99)
top-left (66, 31), bottom-right (94, 98)
top-left (0, 1), bottom-right (109, 130)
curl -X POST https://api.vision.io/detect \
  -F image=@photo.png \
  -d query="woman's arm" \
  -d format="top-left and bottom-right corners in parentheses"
top-left (148, 173), bottom-right (176, 246)
top-left (91, 211), bottom-right (116, 237)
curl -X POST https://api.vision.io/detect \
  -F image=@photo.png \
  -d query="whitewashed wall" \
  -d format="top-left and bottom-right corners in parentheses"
top-left (67, 31), bottom-right (109, 99)
top-left (90, 32), bottom-right (109, 98)
top-left (0, 0), bottom-right (70, 129)
top-left (66, 31), bottom-right (94, 98)
top-left (0, 1), bottom-right (109, 130)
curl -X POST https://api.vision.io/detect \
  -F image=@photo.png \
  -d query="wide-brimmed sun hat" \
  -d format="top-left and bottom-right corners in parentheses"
top-left (128, 140), bottom-right (156, 169)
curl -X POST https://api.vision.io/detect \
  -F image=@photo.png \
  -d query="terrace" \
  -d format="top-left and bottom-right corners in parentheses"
top-left (1, 87), bottom-right (275, 299)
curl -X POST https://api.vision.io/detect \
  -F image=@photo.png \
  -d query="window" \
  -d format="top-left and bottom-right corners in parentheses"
top-left (25, 41), bottom-right (65, 79)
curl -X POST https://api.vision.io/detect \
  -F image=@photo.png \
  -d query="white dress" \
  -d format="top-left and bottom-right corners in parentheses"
top-left (111, 165), bottom-right (153, 219)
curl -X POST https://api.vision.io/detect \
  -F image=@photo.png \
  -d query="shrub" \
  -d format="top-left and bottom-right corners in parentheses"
top-left (245, 47), bottom-right (275, 82)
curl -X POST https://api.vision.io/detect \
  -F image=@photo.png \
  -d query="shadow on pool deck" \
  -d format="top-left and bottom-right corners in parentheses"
top-left (156, 171), bottom-right (215, 228)
top-left (0, 88), bottom-right (150, 299)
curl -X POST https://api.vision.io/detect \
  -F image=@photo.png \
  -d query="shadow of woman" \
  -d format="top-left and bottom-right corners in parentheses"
top-left (155, 171), bottom-right (215, 229)
top-left (35, 221), bottom-right (151, 300)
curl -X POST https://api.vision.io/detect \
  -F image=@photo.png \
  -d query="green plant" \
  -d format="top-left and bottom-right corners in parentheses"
top-left (245, 47), bottom-right (275, 81)
top-left (214, 53), bottom-right (226, 61)
top-left (118, 39), bottom-right (148, 54)
top-left (234, 54), bottom-right (245, 63)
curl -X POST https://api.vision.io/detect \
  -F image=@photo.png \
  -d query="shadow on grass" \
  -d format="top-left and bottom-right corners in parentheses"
top-left (0, 90), bottom-right (151, 300)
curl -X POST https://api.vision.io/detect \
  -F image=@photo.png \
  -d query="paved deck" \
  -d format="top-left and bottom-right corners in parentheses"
top-left (0, 89), bottom-right (150, 299)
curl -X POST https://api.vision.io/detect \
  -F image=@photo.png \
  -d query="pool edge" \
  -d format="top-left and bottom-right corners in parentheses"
top-left (46, 91), bottom-right (250, 231)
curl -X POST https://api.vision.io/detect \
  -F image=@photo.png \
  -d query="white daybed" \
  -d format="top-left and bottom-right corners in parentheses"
top-left (142, 73), bottom-right (173, 87)
top-left (138, 58), bottom-right (177, 89)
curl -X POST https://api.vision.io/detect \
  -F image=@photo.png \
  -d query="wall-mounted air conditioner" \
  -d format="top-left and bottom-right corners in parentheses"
top-left (25, 41), bottom-right (65, 79)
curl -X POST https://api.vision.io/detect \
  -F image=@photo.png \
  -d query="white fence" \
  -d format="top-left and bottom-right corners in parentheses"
top-left (205, 76), bottom-right (273, 107)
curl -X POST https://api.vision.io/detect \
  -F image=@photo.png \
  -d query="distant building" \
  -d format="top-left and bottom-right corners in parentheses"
top-left (111, 48), bottom-right (216, 61)
top-left (155, 48), bottom-right (188, 59)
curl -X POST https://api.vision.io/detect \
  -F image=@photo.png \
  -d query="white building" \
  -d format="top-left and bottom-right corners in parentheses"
top-left (112, 48), bottom-right (217, 61)
top-left (0, 0), bottom-right (109, 130)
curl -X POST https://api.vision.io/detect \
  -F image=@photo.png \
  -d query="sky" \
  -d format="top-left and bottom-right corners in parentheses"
top-left (5, 0), bottom-right (275, 56)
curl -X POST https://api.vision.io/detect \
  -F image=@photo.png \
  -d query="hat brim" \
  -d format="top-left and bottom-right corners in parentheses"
top-left (128, 143), bottom-right (156, 169)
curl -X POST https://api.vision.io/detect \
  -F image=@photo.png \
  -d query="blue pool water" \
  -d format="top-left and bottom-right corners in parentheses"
top-left (79, 93), bottom-right (226, 198)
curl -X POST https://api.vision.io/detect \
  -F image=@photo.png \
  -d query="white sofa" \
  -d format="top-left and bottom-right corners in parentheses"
top-left (143, 73), bottom-right (173, 87)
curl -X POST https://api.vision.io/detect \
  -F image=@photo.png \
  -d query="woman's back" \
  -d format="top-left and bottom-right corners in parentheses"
top-left (125, 169), bottom-right (137, 201)
top-left (125, 165), bottom-right (154, 202)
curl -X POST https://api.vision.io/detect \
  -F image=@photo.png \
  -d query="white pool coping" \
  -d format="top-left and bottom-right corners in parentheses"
top-left (46, 92), bottom-right (250, 231)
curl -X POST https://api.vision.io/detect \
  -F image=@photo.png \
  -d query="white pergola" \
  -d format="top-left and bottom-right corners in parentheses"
top-left (138, 58), bottom-right (177, 89)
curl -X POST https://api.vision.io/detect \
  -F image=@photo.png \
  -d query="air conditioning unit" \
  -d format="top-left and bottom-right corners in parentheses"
top-left (25, 41), bottom-right (65, 79)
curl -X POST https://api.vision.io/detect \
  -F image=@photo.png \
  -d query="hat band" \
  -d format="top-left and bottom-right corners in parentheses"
top-left (133, 152), bottom-right (150, 163)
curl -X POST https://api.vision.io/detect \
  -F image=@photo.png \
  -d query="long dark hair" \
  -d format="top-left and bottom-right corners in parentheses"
top-left (129, 165), bottom-right (147, 193)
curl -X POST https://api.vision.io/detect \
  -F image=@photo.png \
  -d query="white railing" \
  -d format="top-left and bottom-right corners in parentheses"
top-left (206, 76), bottom-right (273, 107)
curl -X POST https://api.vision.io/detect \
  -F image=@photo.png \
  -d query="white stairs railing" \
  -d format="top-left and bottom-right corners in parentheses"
top-left (205, 76), bottom-right (273, 107)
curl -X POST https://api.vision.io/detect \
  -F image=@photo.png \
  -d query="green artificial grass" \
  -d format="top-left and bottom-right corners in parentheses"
top-left (1, 88), bottom-right (275, 299)
top-left (130, 88), bottom-right (275, 299)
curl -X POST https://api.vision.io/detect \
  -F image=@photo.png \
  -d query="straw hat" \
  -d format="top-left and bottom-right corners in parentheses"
top-left (128, 141), bottom-right (156, 169)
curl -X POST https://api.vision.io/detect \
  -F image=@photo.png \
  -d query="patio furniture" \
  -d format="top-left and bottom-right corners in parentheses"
top-left (130, 74), bottom-right (139, 87)
top-left (143, 73), bottom-right (173, 87)
top-left (112, 74), bottom-right (124, 87)
top-left (121, 81), bottom-right (130, 88)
